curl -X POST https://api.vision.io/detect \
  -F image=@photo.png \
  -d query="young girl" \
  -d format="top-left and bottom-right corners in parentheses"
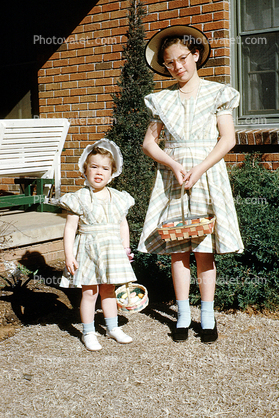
top-left (138, 25), bottom-right (244, 343)
top-left (60, 138), bottom-right (136, 351)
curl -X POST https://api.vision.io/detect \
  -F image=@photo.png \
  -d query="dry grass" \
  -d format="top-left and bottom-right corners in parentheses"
top-left (1, 301), bottom-right (278, 418)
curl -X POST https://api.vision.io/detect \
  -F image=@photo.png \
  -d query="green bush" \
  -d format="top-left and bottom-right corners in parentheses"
top-left (106, 0), bottom-right (155, 248)
top-left (214, 153), bottom-right (279, 310)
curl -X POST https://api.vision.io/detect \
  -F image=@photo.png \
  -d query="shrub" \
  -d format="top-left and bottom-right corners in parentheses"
top-left (106, 0), bottom-right (155, 248)
top-left (214, 153), bottom-right (279, 310)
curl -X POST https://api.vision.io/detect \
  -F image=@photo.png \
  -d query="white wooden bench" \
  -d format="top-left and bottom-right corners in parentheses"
top-left (0, 118), bottom-right (70, 212)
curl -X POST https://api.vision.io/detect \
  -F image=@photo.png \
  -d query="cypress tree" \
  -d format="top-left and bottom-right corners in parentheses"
top-left (106, 0), bottom-right (155, 248)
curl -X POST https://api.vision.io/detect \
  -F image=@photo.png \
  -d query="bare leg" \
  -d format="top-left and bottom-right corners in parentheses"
top-left (99, 284), bottom-right (118, 319)
top-left (80, 285), bottom-right (102, 351)
top-left (171, 252), bottom-right (191, 337)
top-left (80, 285), bottom-right (99, 324)
top-left (100, 284), bottom-right (132, 344)
top-left (194, 253), bottom-right (216, 301)
top-left (195, 253), bottom-right (217, 338)
top-left (171, 252), bottom-right (191, 300)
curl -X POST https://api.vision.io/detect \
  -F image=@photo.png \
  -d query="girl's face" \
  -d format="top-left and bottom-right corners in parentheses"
top-left (85, 153), bottom-right (113, 190)
top-left (163, 43), bottom-right (199, 85)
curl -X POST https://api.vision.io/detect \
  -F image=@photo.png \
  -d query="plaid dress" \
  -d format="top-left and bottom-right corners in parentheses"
top-left (137, 79), bottom-right (244, 255)
top-left (59, 187), bottom-right (137, 288)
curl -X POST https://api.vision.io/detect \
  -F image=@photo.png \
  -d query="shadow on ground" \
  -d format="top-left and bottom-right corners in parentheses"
top-left (0, 250), bottom-right (184, 341)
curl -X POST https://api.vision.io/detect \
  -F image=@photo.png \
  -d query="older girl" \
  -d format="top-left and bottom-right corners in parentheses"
top-left (138, 25), bottom-right (243, 343)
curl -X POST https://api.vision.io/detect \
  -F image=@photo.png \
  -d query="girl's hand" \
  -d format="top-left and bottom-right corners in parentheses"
top-left (171, 161), bottom-right (187, 185)
top-left (184, 165), bottom-right (204, 189)
top-left (65, 256), bottom-right (79, 275)
top-left (125, 247), bottom-right (134, 263)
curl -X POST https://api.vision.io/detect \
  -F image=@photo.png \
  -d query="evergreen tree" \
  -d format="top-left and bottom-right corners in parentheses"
top-left (106, 0), bottom-right (155, 248)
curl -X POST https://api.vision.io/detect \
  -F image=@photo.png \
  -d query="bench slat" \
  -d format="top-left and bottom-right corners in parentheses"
top-left (0, 118), bottom-right (70, 201)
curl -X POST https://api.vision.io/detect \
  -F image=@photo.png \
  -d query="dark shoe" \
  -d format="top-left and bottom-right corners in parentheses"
top-left (201, 320), bottom-right (218, 344)
top-left (172, 327), bottom-right (189, 342)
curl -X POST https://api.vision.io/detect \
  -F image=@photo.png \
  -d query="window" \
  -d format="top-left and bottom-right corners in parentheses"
top-left (234, 0), bottom-right (279, 125)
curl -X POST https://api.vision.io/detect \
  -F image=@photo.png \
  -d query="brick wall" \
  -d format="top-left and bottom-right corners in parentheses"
top-left (37, 0), bottom-right (233, 194)
top-left (1, 0), bottom-right (278, 195)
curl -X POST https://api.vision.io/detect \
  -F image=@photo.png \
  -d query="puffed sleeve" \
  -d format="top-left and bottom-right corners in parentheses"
top-left (144, 93), bottom-right (162, 123)
top-left (215, 85), bottom-right (240, 116)
top-left (59, 193), bottom-right (83, 216)
top-left (110, 189), bottom-right (135, 221)
top-left (122, 191), bottom-right (135, 212)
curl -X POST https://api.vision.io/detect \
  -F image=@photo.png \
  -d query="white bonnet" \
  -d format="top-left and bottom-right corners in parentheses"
top-left (78, 138), bottom-right (123, 179)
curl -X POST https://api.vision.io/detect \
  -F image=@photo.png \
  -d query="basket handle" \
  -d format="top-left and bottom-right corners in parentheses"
top-left (181, 182), bottom-right (190, 225)
top-left (125, 282), bottom-right (131, 305)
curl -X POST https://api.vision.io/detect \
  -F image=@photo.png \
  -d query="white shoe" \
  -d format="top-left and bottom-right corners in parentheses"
top-left (82, 332), bottom-right (102, 351)
top-left (106, 327), bottom-right (133, 344)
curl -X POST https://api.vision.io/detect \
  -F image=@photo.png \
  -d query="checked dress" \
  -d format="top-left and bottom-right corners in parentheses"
top-left (137, 79), bottom-right (244, 255)
top-left (59, 187), bottom-right (137, 288)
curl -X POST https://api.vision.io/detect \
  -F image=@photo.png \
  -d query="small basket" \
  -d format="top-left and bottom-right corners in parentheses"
top-left (157, 183), bottom-right (216, 242)
top-left (115, 282), bottom-right (149, 313)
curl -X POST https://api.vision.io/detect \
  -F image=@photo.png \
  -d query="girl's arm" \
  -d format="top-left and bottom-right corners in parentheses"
top-left (63, 213), bottom-right (79, 275)
top-left (120, 217), bottom-right (133, 262)
top-left (142, 121), bottom-right (187, 185)
top-left (184, 114), bottom-right (236, 189)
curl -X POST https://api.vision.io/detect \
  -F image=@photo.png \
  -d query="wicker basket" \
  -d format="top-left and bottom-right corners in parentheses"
top-left (115, 282), bottom-right (149, 313)
top-left (158, 183), bottom-right (216, 242)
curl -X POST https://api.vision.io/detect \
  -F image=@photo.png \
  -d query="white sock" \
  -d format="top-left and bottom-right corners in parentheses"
top-left (201, 301), bottom-right (215, 329)
top-left (82, 321), bottom-right (95, 335)
top-left (105, 316), bottom-right (118, 332)
top-left (176, 299), bottom-right (191, 328)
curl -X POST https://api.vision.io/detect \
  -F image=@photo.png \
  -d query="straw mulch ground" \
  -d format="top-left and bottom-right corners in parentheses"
top-left (0, 261), bottom-right (278, 418)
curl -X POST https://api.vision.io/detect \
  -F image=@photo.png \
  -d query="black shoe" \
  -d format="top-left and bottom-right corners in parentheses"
top-left (172, 327), bottom-right (189, 342)
top-left (201, 320), bottom-right (218, 344)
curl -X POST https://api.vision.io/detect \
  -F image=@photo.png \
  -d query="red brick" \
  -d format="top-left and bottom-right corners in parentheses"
top-left (68, 57), bottom-right (86, 66)
top-left (45, 68), bottom-right (61, 76)
top-left (61, 66), bottom-right (78, 74)
top-left (214, 11), bottom-right (229, 20)
top-left (204, 21), bottom-right (230, 31)
top-left (63, 96), bottom-right (80, 104)
top-left (110, 10), bottom-right (127, 19)
top-left (159, 10), bottom-right (179, 20)
top-left (53, 59), bottom-right (69, 68)
top-left (171, 0), bottom-right (190, 7)
top-left (54, 74), bottom-right (70, 83)
top-left (214, 66), bottom-right (230, 75)
top-left (214, 47), bottom-right (230, 57)
top-left (180, 6), bottom-right (201, 16)
top-left (203, 2), bottom-right (229, 12)
top-left (54, 90), bottom-right (70, 97)
top-left (192, 13), bottom-right (213, 24)
top-left (171, 17), bottom-right (191, 26)
top-left (102, 2), bottom-right (121, 12)
top-left (198, 67), bottom-right (214, 76)
top-left (55, 104), bottom-right (71, 112)
top-left (148, 2), bottom-right (168, 13)
top-left (149, 20), bottom-right (171, 31)
top-left (190, 0), bottom-right (211, 5)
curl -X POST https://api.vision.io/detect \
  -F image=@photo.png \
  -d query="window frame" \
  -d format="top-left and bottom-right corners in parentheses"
top-left (230, 0), bottom-right (279, 128)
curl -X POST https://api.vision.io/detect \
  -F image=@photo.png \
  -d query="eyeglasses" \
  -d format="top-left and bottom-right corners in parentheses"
top-left (163, 52), bottom-right (192, 70)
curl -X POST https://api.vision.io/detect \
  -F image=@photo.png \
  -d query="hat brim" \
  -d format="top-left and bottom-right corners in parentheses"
top-left (145, 25), bottom-right (211, 77)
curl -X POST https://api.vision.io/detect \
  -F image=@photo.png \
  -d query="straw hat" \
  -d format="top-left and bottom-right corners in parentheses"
top-left (78, 138), bottom-right (123, 179)
top-left (145, 25), bottom-right (211, 77)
